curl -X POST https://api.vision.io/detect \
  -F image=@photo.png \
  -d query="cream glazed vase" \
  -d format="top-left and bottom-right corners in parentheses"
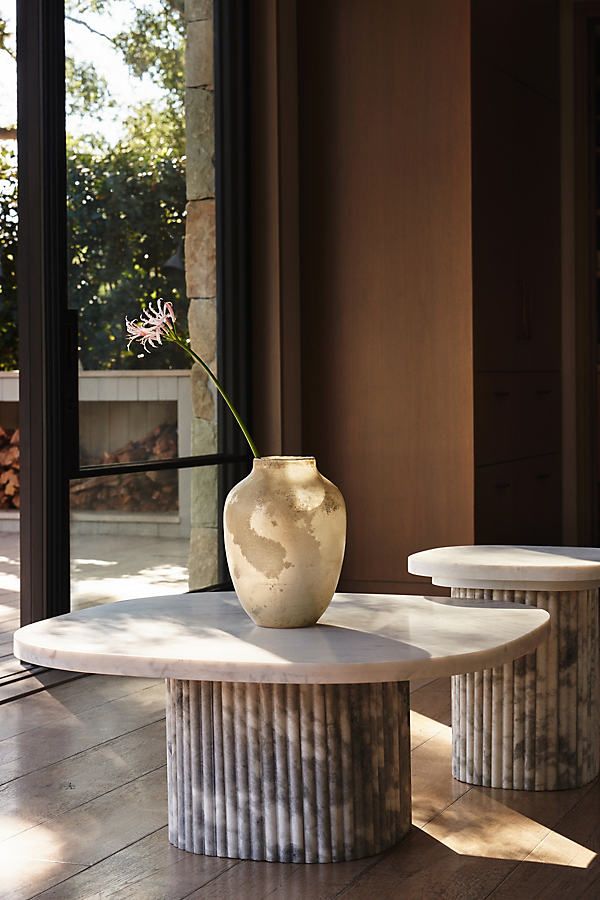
top-left (224, 456), bottom-right (346, 628)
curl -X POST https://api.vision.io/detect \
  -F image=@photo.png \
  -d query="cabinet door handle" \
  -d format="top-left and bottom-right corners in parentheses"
top-left (493, 391), bottom-right (510, 398)
top-left (536, 473), bottom-right (550, 481)
top-left (536, 389), bottom-right (552, 397)
top-left (495, 482), bottom-right (511, 489)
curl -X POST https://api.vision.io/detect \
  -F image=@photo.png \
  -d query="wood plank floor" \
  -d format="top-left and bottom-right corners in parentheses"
top-left (0, 590), bottom-right (85, 704)
top-left (0, 672), bottom-right (597, 900)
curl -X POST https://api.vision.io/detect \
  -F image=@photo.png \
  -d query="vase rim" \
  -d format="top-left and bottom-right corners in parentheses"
top-left (254, 455), bottom-right (316, 465)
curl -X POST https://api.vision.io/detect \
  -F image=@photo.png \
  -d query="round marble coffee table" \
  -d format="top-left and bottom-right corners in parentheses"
top-left (14, 591), bottom-right (549, 863)
top-left (408, 546), bottom-right (600, 791)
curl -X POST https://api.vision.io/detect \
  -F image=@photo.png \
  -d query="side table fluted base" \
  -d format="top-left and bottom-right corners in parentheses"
top-left (451, 588), bottom-right (600, 790)
top-left (166, 679), bottom-right (412, 862)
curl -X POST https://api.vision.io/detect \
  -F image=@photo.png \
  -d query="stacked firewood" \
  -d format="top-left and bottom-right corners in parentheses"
top-left (0, 423), bottom-right (179, 513)
top-left (72, 423), bottom-right (178, 512)
top-left (81, 422), bottom-right (178, 468)
top-left (0, 428), bottom-right (20, 509)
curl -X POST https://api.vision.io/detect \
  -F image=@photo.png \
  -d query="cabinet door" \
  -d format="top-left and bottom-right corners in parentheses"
top-left (476, 454), bottom-right (561, 544)
top-left (472, 0), bottom-right (559, 102)
top-left (472, 66), bottom-right (520, 372)
top-left (475, 372), bottom-right (561, 466)
top-left (473, 68), bottom-right (561, 373)
top-left (514, 83), bottom-right (561, 371)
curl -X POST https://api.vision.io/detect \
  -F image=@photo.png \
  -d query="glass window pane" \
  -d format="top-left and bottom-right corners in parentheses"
top-left (78, 389), bottom-right (184, 467)
top-left (65, 0), bottom-right (217, 467)
top-left (66, 2), bottom-right (222, 604)
top-left (0, 2), bottom-right (18, 529)
top-left (70, 465), bottom-right (219, 610)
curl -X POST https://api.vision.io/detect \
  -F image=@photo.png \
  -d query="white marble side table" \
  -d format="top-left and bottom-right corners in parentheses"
top-left (408, 546), bottom-right (600, 791)
top-left (14, 592), bottom-right (548, 863)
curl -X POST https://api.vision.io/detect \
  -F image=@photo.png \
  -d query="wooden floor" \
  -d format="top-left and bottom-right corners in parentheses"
top-left (0, 655), bottom-right (597, 900)
top-left (1, 587), bottom-right (84, 704)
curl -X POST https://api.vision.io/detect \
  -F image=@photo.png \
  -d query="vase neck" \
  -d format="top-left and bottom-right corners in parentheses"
top-left (253, 456), bottom-right (317, 477)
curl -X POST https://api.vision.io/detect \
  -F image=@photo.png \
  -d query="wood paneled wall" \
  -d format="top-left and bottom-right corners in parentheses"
top-left (295, 0), bottom-right (474, 592)
top-left (249, 0), bottom-right (302, 456)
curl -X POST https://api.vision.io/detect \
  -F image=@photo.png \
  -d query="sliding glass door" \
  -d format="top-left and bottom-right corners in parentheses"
top-left (17, 0), bottom-right (251, 623)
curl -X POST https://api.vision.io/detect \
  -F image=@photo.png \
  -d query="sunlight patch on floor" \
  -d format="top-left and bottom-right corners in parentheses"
top-left (523, 829), bottom-right (597, 868)
top-left (421, 773), bottom-right (596, 867)
top-left (72, 558), bottom-right (118, 567)
top-left (70, 534), bottom-right (189, 607)
top-left (71, 576), bottom-right (188, 609)
top-left (410, 708), bottom-right (451, 750)
top-left (138, 563), bottom-right (188, 584)
top-left (0, 562), bottom-right (20, 593)
top-left (0, 819), bottom-right (74, 889)
top-left (410, 712), bottom-right (596, 869)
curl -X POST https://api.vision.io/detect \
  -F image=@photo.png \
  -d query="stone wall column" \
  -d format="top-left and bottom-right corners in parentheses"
top-left (184, 0), bottom-right (218, 588)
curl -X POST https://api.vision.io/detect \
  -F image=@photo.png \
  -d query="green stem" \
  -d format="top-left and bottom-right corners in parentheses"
top-left (172, 333), bottom-right (260, 459)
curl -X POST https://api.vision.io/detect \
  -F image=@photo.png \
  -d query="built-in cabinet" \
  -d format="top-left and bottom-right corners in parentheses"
top-left (472, 0), bottom-right (563, 544)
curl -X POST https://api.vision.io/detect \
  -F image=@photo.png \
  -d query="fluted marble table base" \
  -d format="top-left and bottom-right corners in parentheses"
top-left (451, 588), bottom-right (600, 790)
top-left (166, 679), bottom-right (412, 862)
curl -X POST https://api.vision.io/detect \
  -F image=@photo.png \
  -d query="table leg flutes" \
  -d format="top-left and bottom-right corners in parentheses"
top-left (451, 588), bottom-right (600, 790)
top-left (165, 679), bottom-right (412, 862)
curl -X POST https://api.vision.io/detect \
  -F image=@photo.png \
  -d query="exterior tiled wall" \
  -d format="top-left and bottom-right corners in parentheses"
top-left (184, 0), bottom-right (218, 587)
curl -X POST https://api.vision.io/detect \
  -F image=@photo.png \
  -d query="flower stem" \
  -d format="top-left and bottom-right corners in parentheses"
top-left (171, 333), bottom-right (260, 459)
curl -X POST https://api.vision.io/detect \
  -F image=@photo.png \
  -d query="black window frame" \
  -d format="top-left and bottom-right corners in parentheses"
top-left (17, 0), bottom-right (252, 625)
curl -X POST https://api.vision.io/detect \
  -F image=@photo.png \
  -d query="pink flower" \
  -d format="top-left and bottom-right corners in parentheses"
top-left (126, 300), bottom-right (176, 352)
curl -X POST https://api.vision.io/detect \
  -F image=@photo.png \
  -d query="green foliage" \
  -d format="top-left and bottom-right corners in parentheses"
top-left (65, 57), bottom-right (114, 119)
top-left (0, 140), bottom-right (188, 372)
top-left (112, 1), bottom-right (185, 104)
top-left (0, 145), bottom-right (18, 370)
top-left (64, 0), bottom-right (185, 154)
top-left (0, 0), bottom-right (191, 372)
top-left (122, 100), bottom-right (184, 159)
top-left (0, 16), bottom-right (15, 60)
top-left (68, 141), bottom-right (187, 370)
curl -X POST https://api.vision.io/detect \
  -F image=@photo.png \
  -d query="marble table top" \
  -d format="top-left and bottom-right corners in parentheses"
top-left (14, 592), bottom-right (549, 684)
top-left (408, 545), bottom-right (600, 590)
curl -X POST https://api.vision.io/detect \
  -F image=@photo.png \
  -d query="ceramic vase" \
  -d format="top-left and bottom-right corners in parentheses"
top-left (224, 456), bottom-right (346, 627)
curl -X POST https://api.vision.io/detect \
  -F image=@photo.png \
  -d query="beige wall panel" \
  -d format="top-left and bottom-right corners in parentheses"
top-left (296, 0), bottom-right (474, 591)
